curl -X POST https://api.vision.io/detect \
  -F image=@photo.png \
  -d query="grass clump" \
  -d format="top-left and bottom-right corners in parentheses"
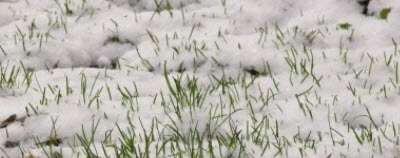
top-left (379, 8), bottom-right (391, 20)
top-left (339, 23), bottom-right (352, 30)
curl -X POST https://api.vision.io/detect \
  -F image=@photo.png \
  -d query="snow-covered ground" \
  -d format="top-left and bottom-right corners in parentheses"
top-left (0, 0), bottom-right (400, 157)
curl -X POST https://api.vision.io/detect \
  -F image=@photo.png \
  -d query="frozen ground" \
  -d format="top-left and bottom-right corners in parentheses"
top-left (0, 0), bottom-right (400, 157)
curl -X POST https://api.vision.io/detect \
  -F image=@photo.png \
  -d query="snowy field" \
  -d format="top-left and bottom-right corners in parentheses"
top-left (0, 0), bottom-right (400, 157)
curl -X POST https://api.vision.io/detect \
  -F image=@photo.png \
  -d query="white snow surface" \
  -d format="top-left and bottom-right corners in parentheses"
top-left (0, 0), bottom-right (400, 157)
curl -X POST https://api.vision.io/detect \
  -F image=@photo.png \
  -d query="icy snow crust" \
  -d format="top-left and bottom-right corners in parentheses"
top-left (0, 0), bottom-right (400, 157)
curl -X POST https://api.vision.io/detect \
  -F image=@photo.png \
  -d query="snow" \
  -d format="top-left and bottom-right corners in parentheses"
top-left (0, 0), bottom-right (400, 157)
